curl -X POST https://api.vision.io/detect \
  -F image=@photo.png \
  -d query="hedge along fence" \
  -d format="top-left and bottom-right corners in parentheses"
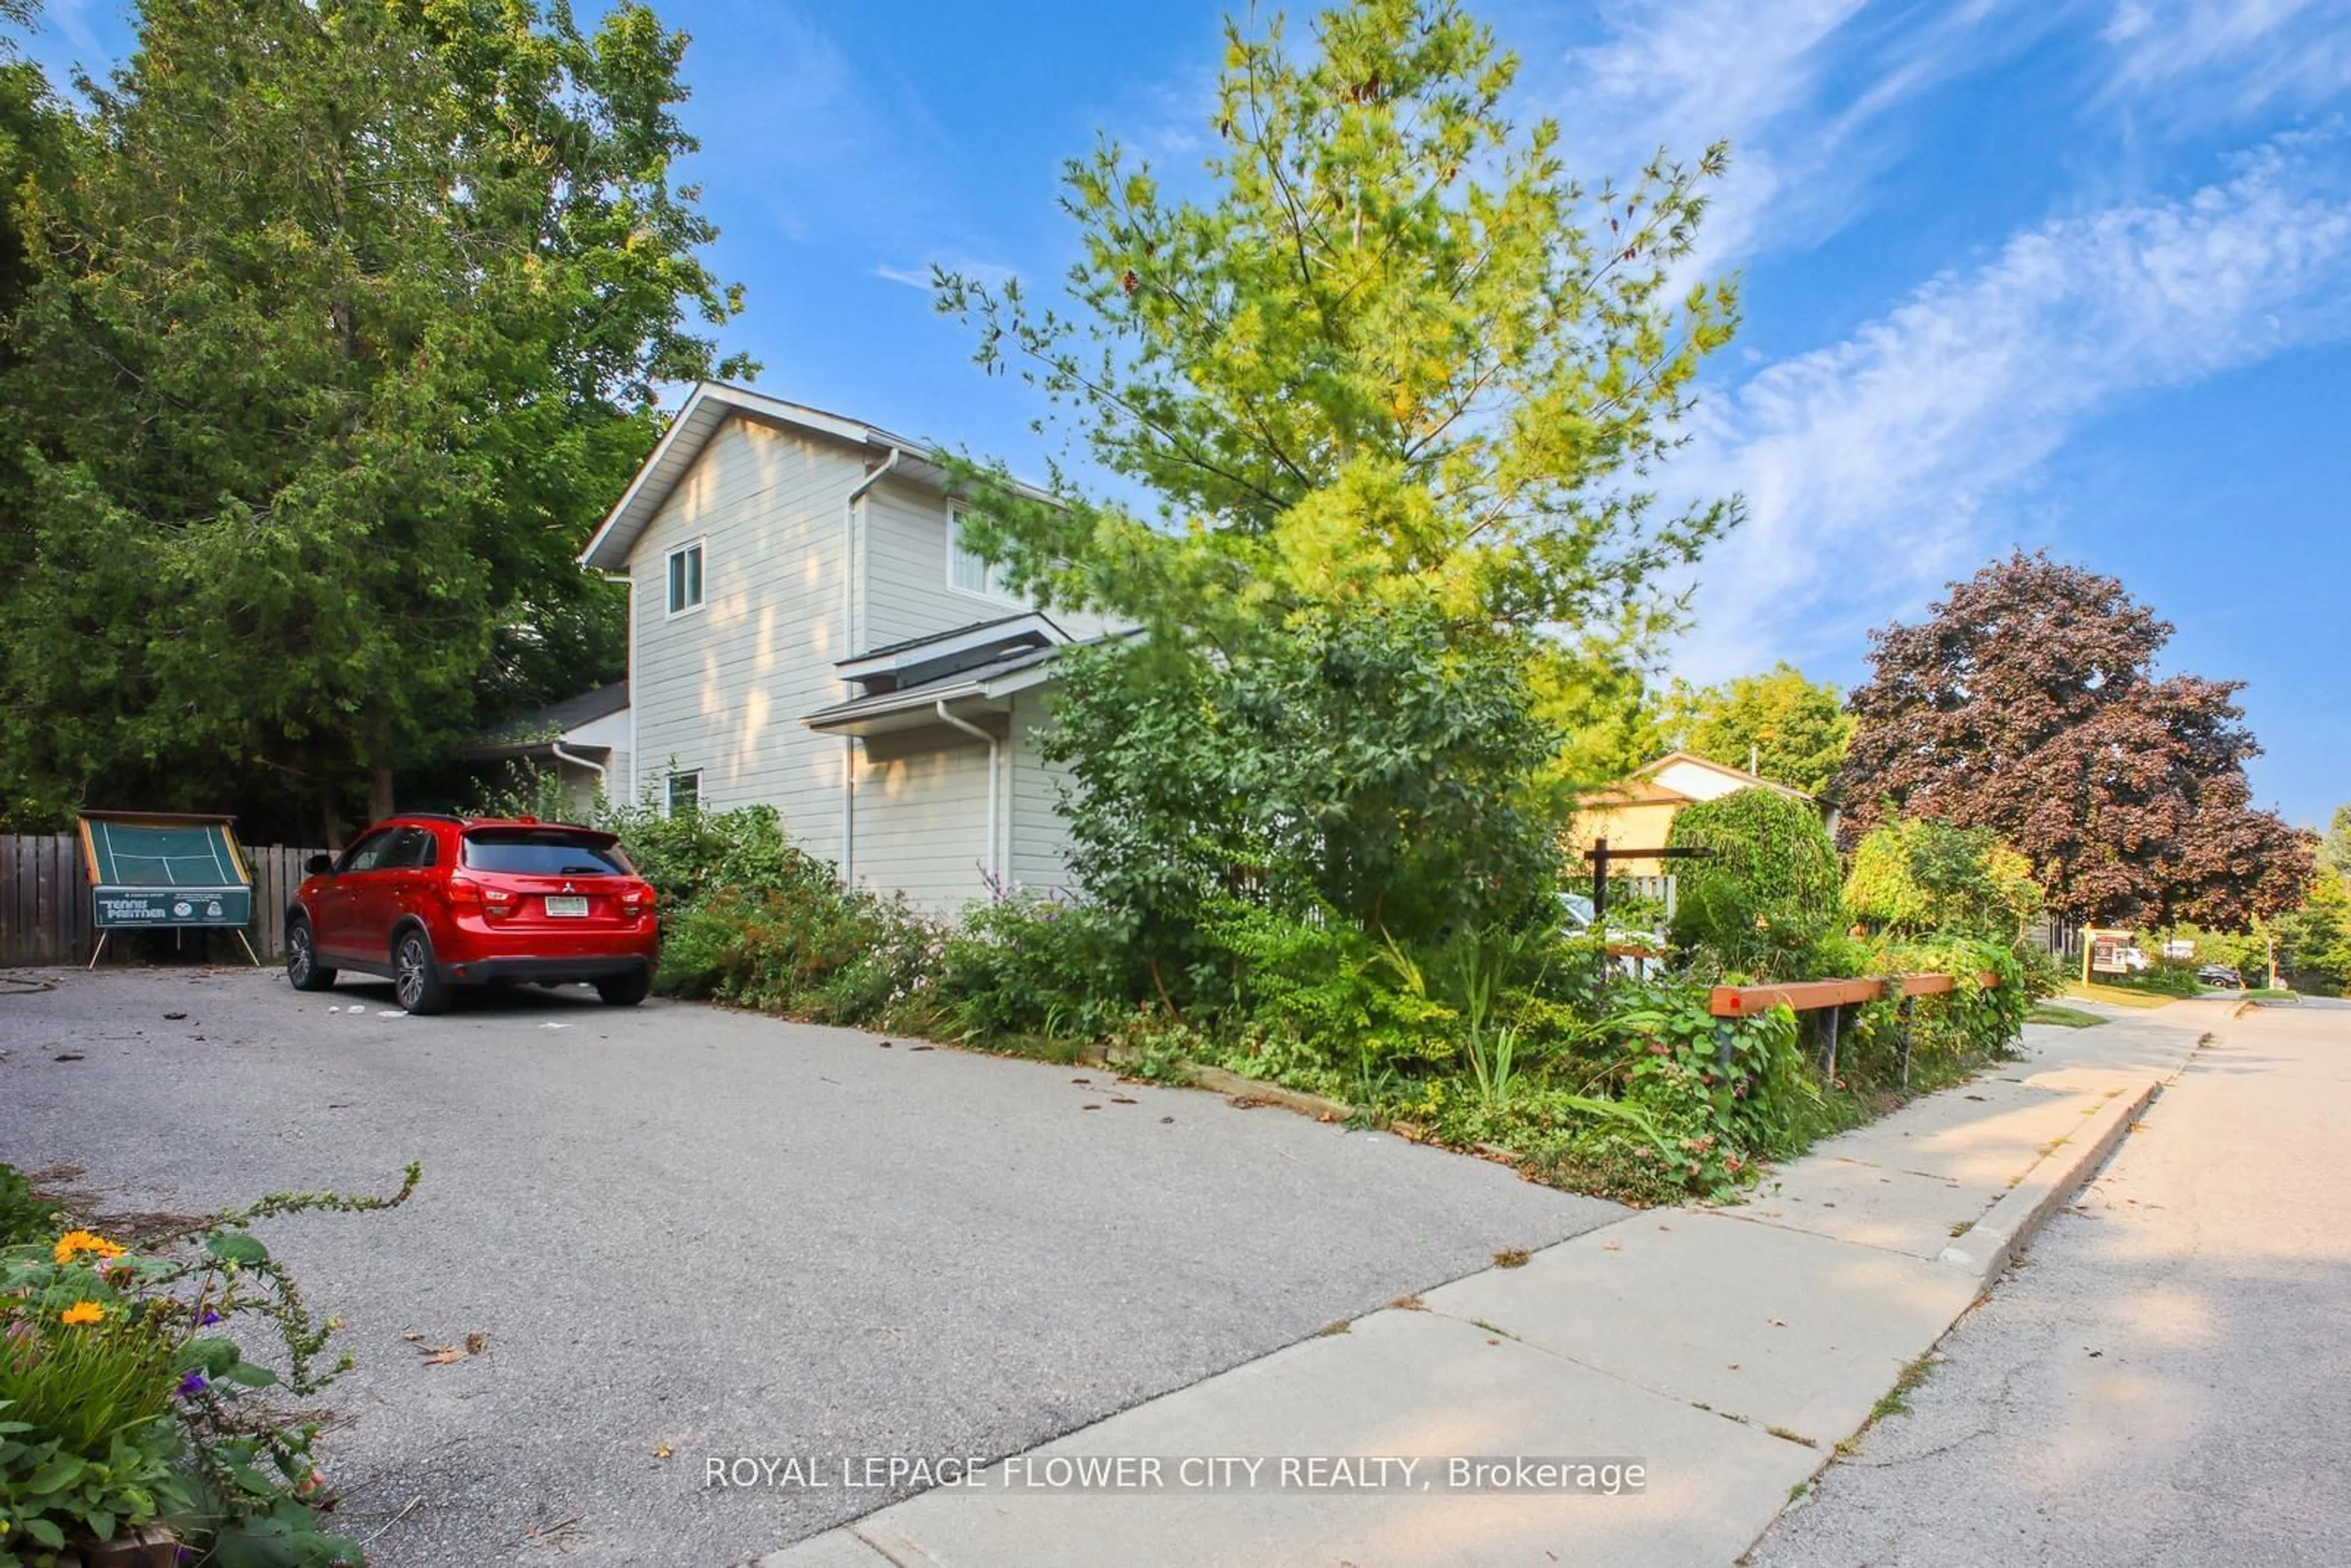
top-left (1707, 969), bottom-right (2006, 1088)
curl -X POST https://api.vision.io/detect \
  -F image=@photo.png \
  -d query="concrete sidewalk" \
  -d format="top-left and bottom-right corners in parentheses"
top-left (752, 1002), bottom-right (2224, 1568)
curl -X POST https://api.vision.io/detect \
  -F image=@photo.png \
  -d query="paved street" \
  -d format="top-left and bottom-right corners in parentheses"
top-left (1753, 999), bottom-right (2351, 1566)
top-left (0, 966), bottom-right (1617, 1566)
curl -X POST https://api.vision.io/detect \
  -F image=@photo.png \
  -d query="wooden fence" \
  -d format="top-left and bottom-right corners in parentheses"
top-left (0, 835), bottom-right (324, 967)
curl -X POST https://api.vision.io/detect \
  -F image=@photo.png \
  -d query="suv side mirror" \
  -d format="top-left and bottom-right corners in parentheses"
top-left (305, 854), bottom-right (335, 876)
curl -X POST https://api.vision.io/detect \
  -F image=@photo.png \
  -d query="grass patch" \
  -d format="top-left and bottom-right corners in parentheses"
top-left (2245, 988), bottom-right (2301, 1003)
top-left (2060, 981), bottom-right (2173, 1010)
top-left (1870, 1353), bottom-right (1938, 1422)
top-left (2027, 1002), bottom-right (2106, 1029)
top-left (1764, 1425), bottom-right (1819, 1449)
top-left (1492, 1248), bottom-right (1531, 1269)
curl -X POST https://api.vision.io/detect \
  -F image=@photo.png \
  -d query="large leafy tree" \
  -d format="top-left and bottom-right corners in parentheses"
top-left (2319, 802), bottom-right (2351, 880)
top-left (1659, 662), bottom-right (1851, 796)
top-left (1840, 552), bottom-right (2311, 927)
top-left (939, 0), bottom-right (1738, 952)
top-left (0, 0), bottom-right (748, 838)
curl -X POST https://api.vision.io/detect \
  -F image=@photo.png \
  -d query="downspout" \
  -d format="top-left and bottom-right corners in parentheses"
top-left (839, 448), bottom-right (904, 888)
top-left (934, 699), bottom-right (999, 891)
top-left (550, 741), bottom-right (606, 819)
top-left (596, 568), bottom-right (636, 808)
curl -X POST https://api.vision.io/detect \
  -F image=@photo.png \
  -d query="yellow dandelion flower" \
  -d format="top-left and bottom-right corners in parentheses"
top-left (61, 1300), bottom-right (106, 1327)
top-left (53, 1229), bottom-right (126, 1266)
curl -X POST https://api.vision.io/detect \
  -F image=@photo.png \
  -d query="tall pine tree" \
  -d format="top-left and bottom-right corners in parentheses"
top-left (0, 0), bottom-right (750, 838)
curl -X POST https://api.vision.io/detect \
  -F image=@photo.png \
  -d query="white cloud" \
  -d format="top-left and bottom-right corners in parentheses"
top-left (1545, 0), bottom-right (2041, 270)
top-left (1670, 137), bottom-right (2351, 680)
top-left (2102, 0), bottom-right (2351, 114)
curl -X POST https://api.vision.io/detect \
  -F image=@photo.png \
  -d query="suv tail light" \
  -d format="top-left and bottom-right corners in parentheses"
top-left (447, 878), bottom-right (519, 917)
top-left (620, 882), bottom-right (656, 912)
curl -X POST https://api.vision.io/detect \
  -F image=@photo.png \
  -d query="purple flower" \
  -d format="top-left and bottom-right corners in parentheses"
top-left (177, 1369), bottom-right (209, 1398)
top-left (198, 1309), bottom-right (222, 1327)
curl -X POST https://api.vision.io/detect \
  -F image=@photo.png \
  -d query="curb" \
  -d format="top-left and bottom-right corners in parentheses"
top-left (1177, 1061), bottom-right (1354, 1122)
top-left (1933, 1078), bottom-right (2157, 1286)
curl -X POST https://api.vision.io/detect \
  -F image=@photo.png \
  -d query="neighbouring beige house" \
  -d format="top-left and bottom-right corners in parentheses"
top-left (1570, 751), bottom-right (1835, 853)
top-left (564, 380), bottom-right (1119, 913)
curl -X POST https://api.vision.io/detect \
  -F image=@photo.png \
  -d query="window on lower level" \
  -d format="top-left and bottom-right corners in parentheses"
top-left (666, 770), bottom-right (702, 817)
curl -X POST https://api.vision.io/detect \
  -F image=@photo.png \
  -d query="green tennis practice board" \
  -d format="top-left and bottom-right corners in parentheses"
top-left (78, 812), bottom-right (254, 929)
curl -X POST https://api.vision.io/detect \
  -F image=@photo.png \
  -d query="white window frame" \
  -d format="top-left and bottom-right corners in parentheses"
top-left (665, 769), bottom-right (702, 818)
top-left (946, 504), bottom-right (1015, 604)
top-left (664, 539), bottom-right (706, 618)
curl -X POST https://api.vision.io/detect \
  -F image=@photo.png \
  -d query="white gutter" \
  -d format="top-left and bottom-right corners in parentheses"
top-left (549, 741), bottom-right (607, 812)
top-left (934, 699), bottom-right (999, 889)
top-left (839, 449), bottom-right (904, 888)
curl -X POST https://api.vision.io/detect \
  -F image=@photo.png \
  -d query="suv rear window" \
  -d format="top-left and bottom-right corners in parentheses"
top-left (460, 829), bottom-right (633, 877)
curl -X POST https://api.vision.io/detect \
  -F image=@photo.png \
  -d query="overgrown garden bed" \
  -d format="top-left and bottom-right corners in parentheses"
top-left (501, 782), bottom-right (2054, 1209)
top-left (0, 1161), bottom-right (416, 1566)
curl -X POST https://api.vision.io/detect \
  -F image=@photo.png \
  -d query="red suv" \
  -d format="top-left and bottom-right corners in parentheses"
top-left (285, 815), bottom-right (659, 1013)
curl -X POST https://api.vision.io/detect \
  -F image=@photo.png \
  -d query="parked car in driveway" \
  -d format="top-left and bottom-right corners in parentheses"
top-left (2197, 963), bottom-right (2244, 989)
top-left (285, 815), bottom-right (659, 1013)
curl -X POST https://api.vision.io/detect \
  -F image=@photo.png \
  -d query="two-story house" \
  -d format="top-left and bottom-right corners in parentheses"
top-left (572, 380), bottom-right (1114, 913)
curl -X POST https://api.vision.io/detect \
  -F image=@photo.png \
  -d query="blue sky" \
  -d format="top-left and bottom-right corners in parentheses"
top-left (22, 1), bottom-right (2351, 825)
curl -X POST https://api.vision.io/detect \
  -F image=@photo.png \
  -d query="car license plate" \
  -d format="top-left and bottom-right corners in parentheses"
top-left (544, 895), bottom-right (590, 918)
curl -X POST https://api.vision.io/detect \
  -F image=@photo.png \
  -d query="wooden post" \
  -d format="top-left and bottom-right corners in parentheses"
top-left (1822, 1005), bottom-right (1841, 1082)
top-left (1591, 837), bottom-right (1610, 924)
top-left (1897, 995), bottom-right (1915, 1089)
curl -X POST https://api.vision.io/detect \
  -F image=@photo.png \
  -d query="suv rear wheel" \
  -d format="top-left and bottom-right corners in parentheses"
top-left (392, 928), bottom-right (451, 1015)
top-left (286, 917), bottom-right (337, 992)
top-left (595, 971), bottom-right (650, 1007)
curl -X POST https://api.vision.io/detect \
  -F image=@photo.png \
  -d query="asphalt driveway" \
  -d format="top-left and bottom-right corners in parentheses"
top-left (0, 966), bottom-right (1620, 1566)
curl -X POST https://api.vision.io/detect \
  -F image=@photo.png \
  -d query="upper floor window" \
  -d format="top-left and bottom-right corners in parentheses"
top-left (666, 540), bottom-right (705, 616)
top-left (948, 506), bottom-right (1011, 600)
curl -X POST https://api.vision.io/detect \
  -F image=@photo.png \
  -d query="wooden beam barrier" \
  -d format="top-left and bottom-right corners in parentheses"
top-left (1708, 971), bottom-right (2002, 1019)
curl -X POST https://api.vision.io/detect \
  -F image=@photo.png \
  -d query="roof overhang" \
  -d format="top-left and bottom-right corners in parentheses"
top-left (835, 612), bottom-right (1070, 686)
top-left (579, 381), bottom-right (1056, 573)
top-left (803, 658), bottom-right (1065, 738)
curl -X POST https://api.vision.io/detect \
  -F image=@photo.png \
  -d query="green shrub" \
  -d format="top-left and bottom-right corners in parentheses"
top-left (2105, 961), bottom-right (2202, 998)
top-left (0, 1164), bottom-right (56, 1247)
top-left (1843, 817), bottom-right (2042, 940)
top-left (605, 802), bottom-right (828, 909)
top-left (656, 885), bottom-right (942, 1027)
top-left (2, 1168), bottom-right (417, 1564)
top-left (934, 898), bottom-right (1138, 1041)
top-left (1199, 899), bottom-right (1459, 1075)
top-left (1665, 789), bottom-right (1842, 976)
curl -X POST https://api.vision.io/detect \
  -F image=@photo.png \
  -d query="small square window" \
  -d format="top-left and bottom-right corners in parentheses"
top-left (666, 541), bottom-right (705, 615)
top-left (666, 770), bottom-right (702, 817)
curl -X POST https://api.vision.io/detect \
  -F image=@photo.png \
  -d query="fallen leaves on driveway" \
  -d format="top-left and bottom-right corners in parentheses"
top-left (407, 1330), bottom-right (489, 1365)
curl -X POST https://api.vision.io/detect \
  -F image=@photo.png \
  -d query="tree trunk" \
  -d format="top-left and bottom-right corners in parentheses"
top-left (368, 765), bottom-right (394, 825)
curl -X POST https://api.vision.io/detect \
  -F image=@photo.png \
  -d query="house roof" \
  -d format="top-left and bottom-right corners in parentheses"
top-left (467, 680), bottom-right (628, 756)
top-left (1573, 776), bottom-right (1695, 808)
top-left (836, 612), bottom-right (1068, 684)
top-left (1571, 751), bottom-right (1817, 809)
top-left (577, 380), bottom-right (1051, 573)
top-left (1644, 750), bottom-right (1817, 801)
